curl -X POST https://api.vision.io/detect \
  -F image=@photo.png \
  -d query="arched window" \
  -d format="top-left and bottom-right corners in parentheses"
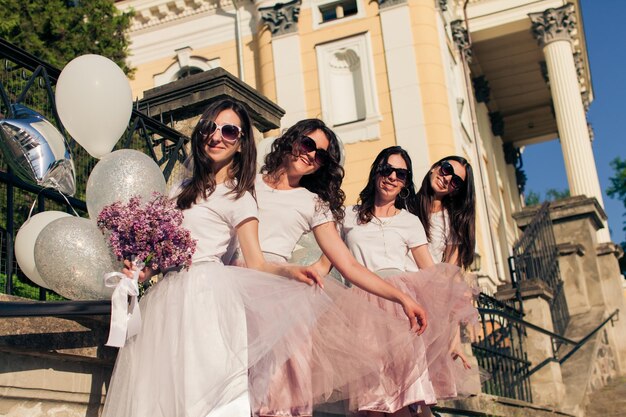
top-left (154, 47), bottom-right (220, 87)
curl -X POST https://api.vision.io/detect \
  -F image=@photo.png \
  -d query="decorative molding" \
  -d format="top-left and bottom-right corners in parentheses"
top-left (377, 0), bottom-right (407, 9)
top-left (503, 143), bottom-right (520, 166)
top-left (529, 3), bottom-right (576, 48)
top-left (472, 75), bottom-right (490, 104)
top-left (587, 120), bottom-right (594, 141)
top-left (450, 20), bottom-right (472, 63)
top-left (582, 90), bottom-right (591, 112)
top-left (489, 111), bottom-right (504, 137)
top-left (573, 52), bottom-right (584, 79)
top-left (259, 0), bottom-right (301, 36)
top-left (117, 0), bottom-right (226, 32)
top-left (437, 0), bottom-right (448, 12)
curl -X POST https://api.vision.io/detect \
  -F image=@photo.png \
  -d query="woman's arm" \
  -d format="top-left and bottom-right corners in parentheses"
top-left (237, 218), bottom-right (323, 287)
top-left (313, 222), bottom-right (428, 333)
top-left (410, 244), bottom-right (436, 269)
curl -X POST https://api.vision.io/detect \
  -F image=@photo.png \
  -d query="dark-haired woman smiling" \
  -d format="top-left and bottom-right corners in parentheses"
top-left (338, 147), bottom-right (479, 417)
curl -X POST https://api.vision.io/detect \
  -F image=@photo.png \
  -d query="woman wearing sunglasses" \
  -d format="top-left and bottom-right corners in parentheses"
top-left (102, 100), bottom-right (348, 417)
top-left (408, 156), bottom-right (476, 270)
top-left (242, 120), bottom-right (433, 417)
top-left (337, 147), bottom-right (479, 417)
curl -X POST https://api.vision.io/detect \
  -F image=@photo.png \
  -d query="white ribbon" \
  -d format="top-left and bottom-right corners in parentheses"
top-left (103, 261), bottom-right (143, 348)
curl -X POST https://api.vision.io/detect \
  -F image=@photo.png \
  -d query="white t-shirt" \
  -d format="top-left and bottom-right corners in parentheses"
top-left (405, 209), bottom-right (451, 271)
top-left (172, 183), bottom-right (258, 264)
top-left (256, 174), bottom-right (334, 261)
top-left (341, 205), bottom-right (428, 273)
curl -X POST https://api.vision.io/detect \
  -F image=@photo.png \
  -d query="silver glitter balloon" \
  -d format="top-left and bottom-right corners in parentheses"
top-left (0, 104), bottom-right (76, 195)
top-left (288, 232), bottom-right (346, 284)
top-left (34, 217), bottom-right (118, 300)
top-left (86, 149), bottom-right (166, 219)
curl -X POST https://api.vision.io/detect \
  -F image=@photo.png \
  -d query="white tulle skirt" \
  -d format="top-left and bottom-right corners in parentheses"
top-left (102, 262), bottom-right (335, 417)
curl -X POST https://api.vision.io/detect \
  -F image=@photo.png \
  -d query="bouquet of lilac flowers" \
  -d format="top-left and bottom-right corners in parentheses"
top-left (97, 192), bottom-right (196, 272)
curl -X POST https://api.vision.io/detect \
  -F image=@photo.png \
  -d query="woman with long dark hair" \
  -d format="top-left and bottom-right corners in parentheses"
top-left (408, 156), bottom-right (476, 269)
top-left (103, 99), bottom-right (338, 417)
top-left (338, 146), bottom-right (479, 417)
top-left (244, 121), bottom-right (431, 417)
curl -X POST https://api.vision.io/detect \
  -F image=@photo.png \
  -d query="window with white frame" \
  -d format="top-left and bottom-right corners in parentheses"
top-left (316, 33), bottom-right (381, 144)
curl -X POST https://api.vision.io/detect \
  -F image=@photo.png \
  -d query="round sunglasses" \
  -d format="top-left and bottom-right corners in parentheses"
top-left (376, 163), bottom-right (409, 182)
top-left (439, 160), bottom-right (464, 190)
top-left (199, 120), bottom-right (242, 144)
top-left (295, 136), bottom-right (332, 166)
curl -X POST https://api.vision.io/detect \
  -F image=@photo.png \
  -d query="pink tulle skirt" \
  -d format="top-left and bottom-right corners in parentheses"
top-left (102, 261), bottom-right (430, 417)
top-left (253, 277), bottom-right (432, 416)
top-left (350, 263), bottom-right (480, 412)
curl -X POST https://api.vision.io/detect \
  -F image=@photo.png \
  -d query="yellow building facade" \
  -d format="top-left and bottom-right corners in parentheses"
top-left (116, 0), bottom-right (605, 292)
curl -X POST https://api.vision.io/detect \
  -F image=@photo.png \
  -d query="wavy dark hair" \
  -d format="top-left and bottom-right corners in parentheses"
top-left (356, 146), bottom-right (416, 224)
top-left (409, 156), bottom-right (476, 269)
top-left (176, 98), bottom-right (256, 210)
top-left (262, 119), bottom-right (346, 222)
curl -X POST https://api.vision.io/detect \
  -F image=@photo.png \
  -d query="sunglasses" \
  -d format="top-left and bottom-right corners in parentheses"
top-left (199, 120), bottom-right (242, 144)
top-left (296, 136), bottom-right (332, 166)
top-left (376, 163), bottom-right (410, 182)
top-left (439, 161), bottom-right (464, 190)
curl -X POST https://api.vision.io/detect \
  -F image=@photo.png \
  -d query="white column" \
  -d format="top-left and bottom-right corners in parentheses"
top-left (258, 0), bottom-right (307, 130)
top-left (530, 4), bottom-right (610, 242)
top-left (378, 0), bottom-right (430, 179)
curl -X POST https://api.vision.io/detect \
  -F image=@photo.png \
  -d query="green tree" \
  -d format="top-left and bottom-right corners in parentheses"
top-left (525, 188), bottom-right (570, 206)
top-left (0, 0), bottom-right (133, 75)
top-left (606, 157), bottom-right (626, 274)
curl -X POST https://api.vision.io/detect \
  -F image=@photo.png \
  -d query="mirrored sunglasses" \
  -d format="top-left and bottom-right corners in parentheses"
top-left (199, 120), bottom-right (242, 144)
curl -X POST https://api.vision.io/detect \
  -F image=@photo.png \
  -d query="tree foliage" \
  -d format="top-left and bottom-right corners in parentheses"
top-left (0, 0), bottom-right (133, 75)
top-left (606, 157), bottom-right (626, 274)
top-left (524, 188), bottom-right (570, 206)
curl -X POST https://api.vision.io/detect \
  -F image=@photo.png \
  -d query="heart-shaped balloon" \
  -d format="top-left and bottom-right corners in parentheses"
top-left (0, 104), bottom-right (76, 195)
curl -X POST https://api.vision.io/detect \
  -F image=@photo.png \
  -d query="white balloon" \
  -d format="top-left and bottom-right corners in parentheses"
top-left (14, 211), bottom-right (72, 288)
top-left (86, 149), bottom-right (166, 220)
top-left (34, 217), bottom-right (117, 300)
top-left (56, 54), bottom-right (133, 159)
top-left (256, 136), bottom-right (276, 172)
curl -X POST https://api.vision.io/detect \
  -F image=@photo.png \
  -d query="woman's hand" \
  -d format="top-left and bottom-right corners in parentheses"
top-left (400, 297), bottom-right (428, 335)
top-left (285, 264), bottom-right (324, 288)
top-left (451, 348), bottom-right (472, 370)
top-left (122, 260), bottom-right (156, 283)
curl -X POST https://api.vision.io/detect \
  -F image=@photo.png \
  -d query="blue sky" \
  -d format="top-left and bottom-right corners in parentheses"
top-left (522, 0), bottom-right (626, 242)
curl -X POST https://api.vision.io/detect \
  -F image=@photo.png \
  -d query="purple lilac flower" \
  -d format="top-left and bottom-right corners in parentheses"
top-left (97, 192), bottom-right (197, 271)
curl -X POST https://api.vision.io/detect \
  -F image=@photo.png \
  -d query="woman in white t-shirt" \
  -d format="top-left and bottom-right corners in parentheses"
top-left (409, 156), bottom-right (476, 269)
top-left (339, 147), bottom-right (479, 417)
top-left (246, 119), bottom-right (433, 417)
top-left (103, 99), bottom-right (333, 417)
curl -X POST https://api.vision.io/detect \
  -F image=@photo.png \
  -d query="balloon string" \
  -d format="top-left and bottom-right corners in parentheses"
top-left (26, 186), bottom-right (80, 221)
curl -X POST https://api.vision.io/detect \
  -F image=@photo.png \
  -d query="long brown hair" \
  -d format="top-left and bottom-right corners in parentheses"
top-left (262, 119), bottom-right (345, 222)
top-left (356, 146), bottom-right (416, 224)
top-left (176, 99), bottom-right (256, 210)
top-left (409, 156), bottom-right (476, 269)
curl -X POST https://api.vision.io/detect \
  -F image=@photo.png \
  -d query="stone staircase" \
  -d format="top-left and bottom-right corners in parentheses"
top-left (560, 308), bottom-right (620, 416)
top-left (583, 376), bottom-right (626, 417)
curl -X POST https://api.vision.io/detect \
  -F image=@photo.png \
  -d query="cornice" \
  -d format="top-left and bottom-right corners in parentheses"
top-left (116, 0), bottom-right (236, 32)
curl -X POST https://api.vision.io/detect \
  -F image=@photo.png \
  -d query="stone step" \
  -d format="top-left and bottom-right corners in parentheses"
top-left (583, 377), bottom-right (626, 417)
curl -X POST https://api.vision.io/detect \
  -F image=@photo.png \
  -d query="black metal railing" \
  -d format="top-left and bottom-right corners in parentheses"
top-left (472, 292), bottom-right (533, 402)
top-left (509, 202), bottom-right (569, 337)
top-left (0, 38), bottom-right (189, 301)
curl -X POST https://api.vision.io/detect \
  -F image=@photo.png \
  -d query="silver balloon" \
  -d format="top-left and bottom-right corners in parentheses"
top-left (86, 149), bottom-right (166, 219)
top-left (34, 217), bottom-right (117, 300)
top-left (288, 232), bottom-right (346, 284)
top-left (0, 104), bottom-right (76, 195)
